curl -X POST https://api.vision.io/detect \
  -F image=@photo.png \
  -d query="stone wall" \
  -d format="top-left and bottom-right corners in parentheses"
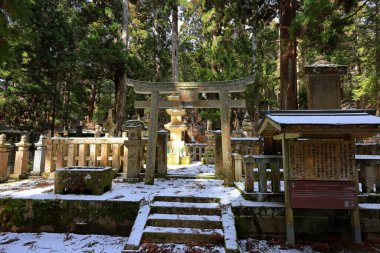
top-left (233, 205), bottom-right (380, 240)
top-left (0, 198), bottom-right (140, 236)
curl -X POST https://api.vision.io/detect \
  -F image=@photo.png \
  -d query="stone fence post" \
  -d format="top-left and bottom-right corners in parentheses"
top-left (0, 134), bottom-right (9, 182)
top-left (243, 155), bottom-right (255, 193)
top-left (232, 153), bottom-right (243, 182)
top-left (32, 135), bottom-right (46, 176)
top-left (123, 125), bottom-right (142, 181)
top-left (10, 135), bottom-right (31, 180)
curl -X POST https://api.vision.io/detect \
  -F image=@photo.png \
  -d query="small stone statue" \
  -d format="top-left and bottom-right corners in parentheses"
top-left (242, 111), bottom-right (254, 137)
top-left (233, 117), bottom-right (241, 131)
top-left (104, 109), bottom-right (116, 136)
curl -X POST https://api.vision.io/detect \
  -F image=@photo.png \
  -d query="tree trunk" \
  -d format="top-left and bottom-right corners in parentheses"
top-left (88, 82), bottom-right (96, 121)
top-left (115, 0), bottom-right (129, 132)
top-left (51, 80), bottom-right (57, 137)
top-left (279, 0), bottom-right (298, 110)
top-left (172, 2), bottom-right (179, 82)
top-left (376, 0), bottom-right (380, 115)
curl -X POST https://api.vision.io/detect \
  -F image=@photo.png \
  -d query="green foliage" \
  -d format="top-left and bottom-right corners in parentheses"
top-left (0, 0), bottom-right (379, 133)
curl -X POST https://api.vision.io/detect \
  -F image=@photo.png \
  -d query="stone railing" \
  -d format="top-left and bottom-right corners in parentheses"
top-left (186, 136), bottom-right (262, 163)
top-left (0, 131), bottom-right (170, 182)
top-left (186, 143), bottom-right (206, 161)
top-left (356, 143), bottom-right (380, 155)
top-left (231, 137), bottom-right (262, 155)
top-left (242, 155), bottom-right (283, 194)
top-left (42, 136), bottom-right (128, 176)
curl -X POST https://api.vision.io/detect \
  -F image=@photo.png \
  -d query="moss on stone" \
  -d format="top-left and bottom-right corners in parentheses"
top-left (0, 198), bottom-right (140, 236)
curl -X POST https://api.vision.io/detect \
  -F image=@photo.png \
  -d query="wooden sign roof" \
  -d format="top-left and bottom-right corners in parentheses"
top-left (258, 110), bottom-right (380, 137)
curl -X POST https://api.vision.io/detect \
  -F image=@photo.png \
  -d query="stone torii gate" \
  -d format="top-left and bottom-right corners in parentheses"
top-left (126, 76), bottom-right (254, 186)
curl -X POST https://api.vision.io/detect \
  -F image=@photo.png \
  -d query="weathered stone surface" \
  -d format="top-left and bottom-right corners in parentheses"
top-left (203, 130), bottom-right (215, 164)
top-left (54, 166), bottom-right (113, 195)
top-left (305, 63), bottom-right (347, 109)
top-left (214, 130), bottom-right (223, 178)
top-left (156, 130), bottom-right (168, 176)
top-left (123, 140), bottom-right (142, 179)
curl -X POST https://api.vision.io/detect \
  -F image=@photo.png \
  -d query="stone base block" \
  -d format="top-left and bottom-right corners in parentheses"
top-left (119, 174), bottom-right (141, 183)
top-left (0, 176), bottom-right (7, 183)
top-left (30, 171), bottom-right (42, 177)
top-left (203, 154), bottom-right (215, 164)
top-left (41, 172), bottom-right (55, 179)
top-left (168, 153), bottom-right (180, 165)
top-left (9, 173), bottom-right (28, 181)
top-left (180, 156), bottom-right (191, 165)
top-left (55, 166), bottom-right (113, 195)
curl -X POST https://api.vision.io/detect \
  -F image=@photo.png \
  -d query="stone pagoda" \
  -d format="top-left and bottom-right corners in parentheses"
top-left (164, 95), bottom-right (190, 165)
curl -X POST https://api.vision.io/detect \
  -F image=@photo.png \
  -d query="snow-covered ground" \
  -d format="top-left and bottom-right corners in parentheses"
top-left (167, 162), bottom-right (215, 176)
top-left (0, 232), bottom-right (127, 253)
top-left (0, 164), bottom-right (272, 208)
top-left (0, 232), bottom-right (322, 253)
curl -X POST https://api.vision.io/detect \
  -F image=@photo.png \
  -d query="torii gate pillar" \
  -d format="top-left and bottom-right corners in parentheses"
top-left (145, 91), bottom-right (159, 185)
top-left (219, 90), bottom-right (233, 186)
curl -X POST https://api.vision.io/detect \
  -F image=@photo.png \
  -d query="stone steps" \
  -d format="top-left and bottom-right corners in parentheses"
top-left (147, 213), bottom-right (222, 229)
top-left (150, 201), bottom-right (221, 215)
top-left (123, 195), bottom-right (239, 253)
top-left (142, 226), bottom-right (224, 244)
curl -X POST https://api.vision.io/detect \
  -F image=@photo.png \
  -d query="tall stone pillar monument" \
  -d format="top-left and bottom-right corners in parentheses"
top-left (305, 63), bottom-right (347, 109)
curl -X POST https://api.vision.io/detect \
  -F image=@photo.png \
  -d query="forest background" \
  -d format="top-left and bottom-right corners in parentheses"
top-left (0, 0), bottom-right (379, 138)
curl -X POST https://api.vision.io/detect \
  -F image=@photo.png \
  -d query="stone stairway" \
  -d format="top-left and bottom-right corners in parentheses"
top-left (123, 196), bottom-right (239, 252)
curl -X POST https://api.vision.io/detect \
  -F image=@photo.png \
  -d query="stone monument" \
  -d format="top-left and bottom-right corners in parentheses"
top-left (203, 120), bottom-right (215, 164)
top-left (305, 62), bottom-right (347, 109)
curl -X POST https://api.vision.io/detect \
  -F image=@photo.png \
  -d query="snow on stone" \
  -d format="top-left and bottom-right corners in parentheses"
top-left (355, 155), bottom-right (380, 160)
top-left (125, 202), bottom-right (150, 249)
top-left (144, 226), bottom-right (223, 235)
top-left (359, 203), bottom-right (380, 209)
top-left (148, 214), bottom-right (221, 222)
top-left (151, 201), bottom-right (219, 209)
top-left (220, 204), bottom-right (238, 252)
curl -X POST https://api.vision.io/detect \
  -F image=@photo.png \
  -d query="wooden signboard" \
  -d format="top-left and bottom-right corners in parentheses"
top-left (288, 139), bottom-right (357, 209)
top-left (289, 180), bottom-right (357, 209)
top-left (289, 139), bottom-right (356, 181)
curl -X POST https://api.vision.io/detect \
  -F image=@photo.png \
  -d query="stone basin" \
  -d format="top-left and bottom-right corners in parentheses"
top-left (55, 166), bottom-right (113, 195)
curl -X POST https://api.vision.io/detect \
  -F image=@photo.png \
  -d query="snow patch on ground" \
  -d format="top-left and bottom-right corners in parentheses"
top-left (0, 232), bottom-right (127, 253)
top-left (239, 239), bottom-right (318, 253)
